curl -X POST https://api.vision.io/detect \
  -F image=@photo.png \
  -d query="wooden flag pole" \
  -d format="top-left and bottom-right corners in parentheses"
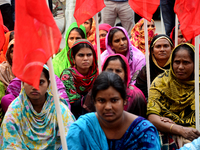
top-left (175, 14), bottom-right (178, 47)
top-left (95, 13), bottom-right (102, 73)
top-left (195, 35), bottom-right (200, 131)
top-left (144, 19), bottom-right (151, 94)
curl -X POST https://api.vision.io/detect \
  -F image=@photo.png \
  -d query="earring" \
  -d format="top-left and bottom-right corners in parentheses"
top-left (124, 101), bottom-right (127, 105)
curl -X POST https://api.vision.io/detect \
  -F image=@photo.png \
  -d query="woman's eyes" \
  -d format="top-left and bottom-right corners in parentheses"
top-left (111, 99), bottom-right (119, 103)
top-left (39, 80), bottom-right (45, 85)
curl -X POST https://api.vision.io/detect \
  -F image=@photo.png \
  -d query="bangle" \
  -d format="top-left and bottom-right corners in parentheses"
top-left (170, 124), bottom-right (174, 133)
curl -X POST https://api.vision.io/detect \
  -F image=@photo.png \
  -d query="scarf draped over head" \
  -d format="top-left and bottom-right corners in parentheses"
top-left (0, 39), bottom-right (15, 90)
top-left (147, 43), bottom-right (198, 128)
top-left (52, 22), bottom-right (86, 77)
top-left (86, 18), bottom-right (96, 45)
top-left (130, 18), bottom-right (156, 54)
top-left (61, 39), bottom-right (98, 103)
top-left (0, 65), bottom-right (75, 149)
top-left (94, 23), bottom-right (112, 54)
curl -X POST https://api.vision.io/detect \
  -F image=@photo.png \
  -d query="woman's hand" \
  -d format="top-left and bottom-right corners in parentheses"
top-left (181, 127), bottom-right (200, 141)
top-left (160, 117), bottom-right (175, 124)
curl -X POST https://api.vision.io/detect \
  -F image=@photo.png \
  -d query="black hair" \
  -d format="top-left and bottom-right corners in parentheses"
top-left (92, 71), bottom-right (126, 101)
top-left (72, 43), bottom-right (94, 59)
top-left (69, 27), bottom-right (85, 39)
top-left (102, 55), bottom-right (127, 83)
top-left (9, 31), bottom-right (14, 42)
top-left (172, 44), bottom-right (194, 63)
top-left (88, 18), bottom-right (93, 30)
top-left (42, 68), bottom-right (50, 83)
top-left (108, 28), bottom-right (124, 46)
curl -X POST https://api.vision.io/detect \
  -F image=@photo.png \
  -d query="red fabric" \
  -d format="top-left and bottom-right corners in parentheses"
top-left (128, 0), bottom-right (160, 21)
top-left (174, 0), bottom-right (200, 41)
top-left (0, 11), bottom-right (5, 53)
top-left (13, 0), bottom-right (61, 89)
top-left (74, 0), bottom-right (105, 26)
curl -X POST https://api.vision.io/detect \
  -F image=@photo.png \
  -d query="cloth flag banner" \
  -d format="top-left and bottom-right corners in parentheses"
top-left (74, 0), bottom-right (105, 26)
top-left (129, 0), bottom-right (160, 22)
top-left (13, 0), bottom-right (62, 89)
top-left (0, 11), bottom-right (5, 53)
top-left (174, 0), bottom-right (200, 41)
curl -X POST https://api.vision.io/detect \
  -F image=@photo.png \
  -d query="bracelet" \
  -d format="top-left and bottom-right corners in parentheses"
top-left (170, 124), bottom-right (174, 133)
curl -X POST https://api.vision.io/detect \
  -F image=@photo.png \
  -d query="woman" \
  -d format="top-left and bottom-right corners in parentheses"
top-left (130, 18), bottom-right (157, 54)
top-left (0, 39), bottom-right (15, 90)
top-left (94, 23), bottom-right (112, 54)
top-left (0, 65), bottom-right (75, 149)
top-left (65, 71), bottom-right (160, 150)
top-left (84, 54), bottom-right (147, 118)
top-left (147, 43), bottom-right (200, 149)
top-left (53, 22), bottom-right (86, 77)
top-left (0, 81), bottom-right (5, 125)
top-left (135, 34), bottom-right (174, 98)
top-left (60, 39), bottom-right (98, 119)
top-left (82, 18), bottom-right (96, 45)
top-left (101, 26), bottom-right (145, 84)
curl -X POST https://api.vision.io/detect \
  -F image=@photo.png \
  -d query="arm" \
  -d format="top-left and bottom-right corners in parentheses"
top-left (148, 114), bottom-right (200, 141)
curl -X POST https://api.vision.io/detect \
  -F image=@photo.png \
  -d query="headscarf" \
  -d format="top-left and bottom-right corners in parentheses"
top-left (52, 22), bottom-right (86, 77)
top-left (101, 26), bottom-right (145, 84)
top-left (101, 54), bottom-right (146, 117)
top-left (94, 23), bottom-right (112, 54)
top-left (0, 39), bottom-right (15, 90)
top-left (130, 18), bottom-right (156, 54)
top-left (147, 43), bottom-right (198, 128)
top-left (0, 65), bottom-right (75, 149)
top-left (61, 39), bottom-right (98, 103)
top-left (86, 18), bottom-right (96, 45)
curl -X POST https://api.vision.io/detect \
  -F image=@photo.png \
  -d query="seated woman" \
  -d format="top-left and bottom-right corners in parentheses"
top-left (60, 39), bottom-right (98, 119)
top-left (94, 23), bottom-right (112, 54)
top-left (147, 43), bottom-right (200, 149)
top-left (0, 39), bottom-right (15, 90)
top-left (82, 18), bottom-right (96, 45)
top-left (0, 65), bottom-right (75, 149)
top-left (130, 18), bottom-right (157, 54)
top-left (1, 74), bottom-right (71, 113)
top-left (53, 22), bottom-right (86, 77)
top-left (64, 71), bottom-right (160, 150)
top-left (135, 34), bottom-right (174, 98)
top-left (101, 26), bottom-right (145, 84)
top-left (84, 54), bottom-right (147, 118)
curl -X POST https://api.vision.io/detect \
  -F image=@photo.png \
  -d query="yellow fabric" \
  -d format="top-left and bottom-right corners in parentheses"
top-left (147, 43), bottom-right (199, 128)
top-left (87, 18), bottom-right (96, 45)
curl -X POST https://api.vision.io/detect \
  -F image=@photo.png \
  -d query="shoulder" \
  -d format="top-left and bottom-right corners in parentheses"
top-left (60, 68), bottom-right (73, 81)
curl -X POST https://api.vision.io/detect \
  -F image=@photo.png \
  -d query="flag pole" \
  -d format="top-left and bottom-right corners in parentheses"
top-left (144, 19), bottom-right (150, 94)
top-left (175, 14), bottom-right (178, 47)
top-left (95, 13), bottom-right (102, 73)
top-left (160, 7), bottom-right (165, 34)
top-left (195, 35), bottom-right (199, 131)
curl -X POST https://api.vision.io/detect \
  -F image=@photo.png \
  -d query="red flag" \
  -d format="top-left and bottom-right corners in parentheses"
top-left (174, 0), bottom-right (200, 41)
top-left (13, 0), bottom-right (61, 89)
top-left (0, 11), bottom-right (5, 52)
top-left (74, 0), bottom-right (105, 26)
top-left (129, 0), bottom-right (160, 22)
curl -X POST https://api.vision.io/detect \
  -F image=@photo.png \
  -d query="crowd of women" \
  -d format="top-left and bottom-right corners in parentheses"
top-left (0, 17), bottom-right (199, 150)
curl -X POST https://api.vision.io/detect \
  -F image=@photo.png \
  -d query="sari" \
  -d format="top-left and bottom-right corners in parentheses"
top-left (52, 22), bottom-right (86, 77)
top-left (101, 26), bottom-right (145, 85)
top-left (86, 18), bottom-right (96, 45)
top-left (0, 81), bottom-right (5, 125)
top-left (147, 43), bottom-right (198, 149)
top-left (0, 66), bottom-right (75, 149)
top-left (130, 18), bottom-right (156, 54)
top-left (64, 112), bottom-right (160, 150)
top-left (60, 39), bottom-right (98, 119)
top-left (135, 34), bottom-right (174, 98)
top-left (0, 39), bottom-right (15, 90)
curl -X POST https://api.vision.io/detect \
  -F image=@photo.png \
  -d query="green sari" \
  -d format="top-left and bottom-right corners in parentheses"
top-left (52, 22), bottom-right (86, 77)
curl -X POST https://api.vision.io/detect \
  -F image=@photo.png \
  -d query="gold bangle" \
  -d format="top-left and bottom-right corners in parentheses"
top-left (170, 124), bottom-right (174, 133)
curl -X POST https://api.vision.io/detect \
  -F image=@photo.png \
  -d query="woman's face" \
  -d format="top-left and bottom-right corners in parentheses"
top-left (82, 20), bottom-right (92, 34)
top-left (111, 30), bottom-right (128, 56)
top-left (68, 30), bottom-right (82, 49)
top-left (99, 30), bottom-right (108, 39)
top-left (105, 59), bottom-right (125, 81)
top-left (74, 47), bottom-right (93, 75)
top-left (10, 47), bottom-right (13, 61)
top-left (178, 29), bottom-right (192, 45)
top-left (24, 72), bottom-right (49, 102)
top-left (173, 48), bottom-right (194, 81)
top-left (141, 20), bottom-right (155, 30)
top-left (94, 86), bottom-right (125, 123)
top-left (152, 38), bottom-right (172, 63)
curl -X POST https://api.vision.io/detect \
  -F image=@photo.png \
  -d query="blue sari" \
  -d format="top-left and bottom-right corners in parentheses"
top-left (63, 112), bottom-right (160, 150)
